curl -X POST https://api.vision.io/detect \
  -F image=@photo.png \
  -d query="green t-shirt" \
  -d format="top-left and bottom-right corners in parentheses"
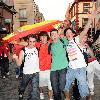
top-left (51, 38), bottom-right (69, 71)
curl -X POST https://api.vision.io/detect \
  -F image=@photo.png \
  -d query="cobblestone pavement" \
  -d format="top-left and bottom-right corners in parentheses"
top-left (0, 61), bottom-right (49, 100)
top-left (0, 61), bottom-right (100, 100)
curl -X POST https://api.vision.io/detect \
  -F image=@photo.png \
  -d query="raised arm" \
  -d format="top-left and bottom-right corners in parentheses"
top-left (80, 11), bottom-right (97, 40)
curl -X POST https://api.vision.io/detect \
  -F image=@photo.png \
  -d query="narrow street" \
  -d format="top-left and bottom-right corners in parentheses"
top-left (0, 61), bottom-right (100, 100)
top-left (0, 61), bottom-right (48, 100)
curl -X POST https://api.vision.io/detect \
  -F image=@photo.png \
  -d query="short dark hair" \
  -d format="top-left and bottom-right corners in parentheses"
top-left (28, 34), bottom-right (37, 40)
top-left (50, 28), bottom-right (58, 36)
top-left (39, 31), bottom-right (50, 40)
top-left (64, 28), bottom-right (76, 36)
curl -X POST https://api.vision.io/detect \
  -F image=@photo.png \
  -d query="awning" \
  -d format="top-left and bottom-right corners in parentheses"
top-left (0, 24), bottom-right (8, 34)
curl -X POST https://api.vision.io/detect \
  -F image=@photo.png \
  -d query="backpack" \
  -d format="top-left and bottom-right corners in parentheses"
top-left (20, 48), bottom-right (26, 68)
top-left (48, 39), bottom-right (69, 61)
top-left (73, 38), bottom-right (88, 65)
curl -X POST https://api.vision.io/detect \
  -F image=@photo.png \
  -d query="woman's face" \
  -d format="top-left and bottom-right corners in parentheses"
top-left (65, 29), bottom-right (75, 40)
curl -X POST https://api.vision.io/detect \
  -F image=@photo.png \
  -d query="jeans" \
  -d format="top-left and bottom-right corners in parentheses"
top-left (16, 67), bottom-right (23, 77)
top-left (15, 61), bottom-right (24, 77)
top-left (19, 72), bottom-right (40, 100)
top-left (64, 67), bottom-right (89, 98)
top-left (50, 68), bottom-right (67, 100)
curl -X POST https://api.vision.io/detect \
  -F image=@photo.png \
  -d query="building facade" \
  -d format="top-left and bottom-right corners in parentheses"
top-left (34, 4), bottom-right (45, 23)
top-left (69, 0), bottom-right (97, 32)
top-left (96, 0), bottom-right (100, 28)
top-left (0, 0), bottom-right (16, 35)
top-left (13, 0), bottom-right (45, 31)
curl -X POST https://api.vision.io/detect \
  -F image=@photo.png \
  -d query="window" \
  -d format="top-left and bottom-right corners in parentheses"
top-left (82, 18), bottom-right (88, 27)
top-left (19, 8), bottom-right (27, 19)
top-left (83, 3), bottom-right (90, 13)
top-left (20, 21), bottom-right (27, 27)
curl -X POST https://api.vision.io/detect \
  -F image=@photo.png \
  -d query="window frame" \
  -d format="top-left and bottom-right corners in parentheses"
top-left (82, 18), bottom-right (88, 27)
top-left (83, 3), bottom-right (90, 13)
top-left (19, 8), bottom-right (27, 19)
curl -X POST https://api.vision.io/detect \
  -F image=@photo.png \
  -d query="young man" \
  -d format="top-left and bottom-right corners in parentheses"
top-left (36, 31), bottom-right (53, 100)
top-left (58, 20), bottom-right (80, 100)
top-left (50, 28), bottom-right (69, 100)
top-left (63, 11), bottom-right (97, 100)
top-left (13, 35), bottom-right (40, 100)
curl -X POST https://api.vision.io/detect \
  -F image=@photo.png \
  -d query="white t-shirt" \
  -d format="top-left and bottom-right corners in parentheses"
top-left (67, 36), bottom-right (87, 69)
top-left (22, 47), bottom-right (40, 74)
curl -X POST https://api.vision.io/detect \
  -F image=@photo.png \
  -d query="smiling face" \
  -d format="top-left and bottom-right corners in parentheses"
top-left (40, 36), bottom-right (48, 44)
top-left (51, 30), bottom-right (59, 41)
top-left (65, 29), bottom-right (75, 40)
top-left (28, 37), bottom-right (36, 48)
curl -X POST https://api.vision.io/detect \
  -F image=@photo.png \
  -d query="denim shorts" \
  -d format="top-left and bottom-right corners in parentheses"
top-left (64, 67), bottom-right (89, 98)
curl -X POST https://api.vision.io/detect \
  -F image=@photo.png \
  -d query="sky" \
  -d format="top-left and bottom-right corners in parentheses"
top-left (35, 0), bottom-right (74, 21)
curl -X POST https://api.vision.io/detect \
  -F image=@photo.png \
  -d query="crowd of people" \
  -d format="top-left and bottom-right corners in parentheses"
top-left (0, 10), bottom-right (100, 100)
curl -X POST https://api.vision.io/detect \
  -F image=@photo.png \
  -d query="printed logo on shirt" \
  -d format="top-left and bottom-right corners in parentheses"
top-left (25, 49), bottom-right (38, 60)
top-left (67, 42), bottom-right (77, 61)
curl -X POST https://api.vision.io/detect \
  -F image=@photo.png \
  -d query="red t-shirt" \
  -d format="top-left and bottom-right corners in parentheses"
top-left (13, 44), bottom-right (25, 56)
top-left (1, 45), bottom-right (10, 57)
top-left (35, 42), bottom-right (51, 71)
